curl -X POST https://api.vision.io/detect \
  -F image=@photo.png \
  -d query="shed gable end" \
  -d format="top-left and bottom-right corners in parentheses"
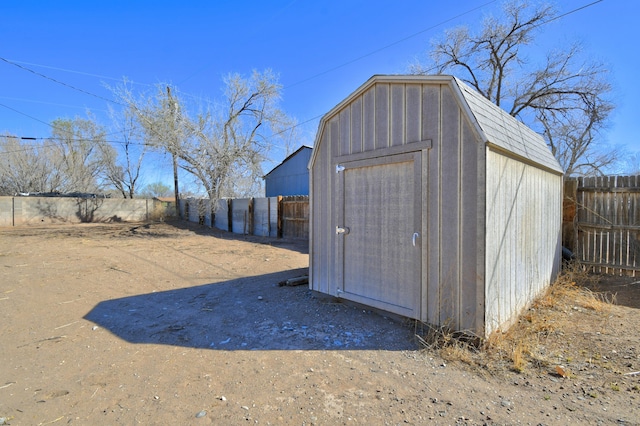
top-left (328, 83), bottom-right (434, 160)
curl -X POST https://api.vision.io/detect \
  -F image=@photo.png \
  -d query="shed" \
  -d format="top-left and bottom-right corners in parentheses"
top-left (264, 146), bottom-right (312, 197)
top-left (308, 75), bottom-right (563, 337)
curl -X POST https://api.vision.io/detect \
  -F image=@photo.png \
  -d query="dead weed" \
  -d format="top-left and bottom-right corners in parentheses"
top-left (415, 263), bottom-right (615, 375)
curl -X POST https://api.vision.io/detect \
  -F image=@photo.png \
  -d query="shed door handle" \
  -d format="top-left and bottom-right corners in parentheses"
top-left (336, 226), bottom-right (350, 235)
top-left (412, 232), bottom-right (420, 247)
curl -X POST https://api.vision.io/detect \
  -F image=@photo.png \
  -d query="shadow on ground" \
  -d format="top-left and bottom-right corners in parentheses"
top-left (84, 268), bottom-right (417, 351)
top-left (164, 219), bottom-right (309, 255)
top-left (585, 274), bottom-right (640, 310)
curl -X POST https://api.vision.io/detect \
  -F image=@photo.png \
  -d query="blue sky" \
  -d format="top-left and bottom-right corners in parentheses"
top-left (1, 0), bottom-right (638, 188)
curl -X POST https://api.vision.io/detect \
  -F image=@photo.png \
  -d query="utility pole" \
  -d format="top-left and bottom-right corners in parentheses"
top-left (167, 86), bottom-right (180, 217)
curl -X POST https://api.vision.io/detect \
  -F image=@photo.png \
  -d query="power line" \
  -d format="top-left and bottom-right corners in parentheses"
top-left (6, 60), bottom-right (152, 86)
top-left (0, 133), bottom-right (152, 156)
top-left (0, 0), bottom-right (606, 144)
top-left (284, 0), bottom-right (498, 89)
top-left (0, 57), bottom-right (125, 107)
top-left (0, 102), bottom-right (136, 141)
top-left (0, 1), bottom-right (502, 132)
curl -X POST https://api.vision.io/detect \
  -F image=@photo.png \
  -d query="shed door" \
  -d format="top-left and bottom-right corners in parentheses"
top-left (336, 152), bottom-right (422, 318)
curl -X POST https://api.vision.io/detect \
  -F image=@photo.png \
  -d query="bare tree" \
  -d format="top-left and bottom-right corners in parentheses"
top-left (49, 116), bottom-right (115, 193)
top-left (110, 81), bottom-right (185, 212)
top-left (182, 70), bottom-right (293, 203)
top-left (0, 135), bottom-right (59, 195)
top-left (101, 106), bottom-right (148, 198)
top-left (112, 70), bottom-right (293, 209)
top-left (411, 0), bottom-right (615, 176)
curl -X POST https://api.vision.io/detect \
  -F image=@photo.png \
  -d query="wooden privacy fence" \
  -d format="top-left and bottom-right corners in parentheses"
top-left (564, 175), bottom-right (640, 276)
top-left (181, 195), bottom-right (309, 240)
top-left (279, 195), bottom-right (309, 240)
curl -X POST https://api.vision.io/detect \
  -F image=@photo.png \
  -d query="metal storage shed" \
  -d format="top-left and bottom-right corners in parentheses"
top-left (308, 75), bottom-right (563, 337)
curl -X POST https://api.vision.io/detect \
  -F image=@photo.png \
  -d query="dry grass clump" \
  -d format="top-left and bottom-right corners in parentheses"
top-left (415, 323), bottom-right (481, 366)
top-left (147, 205), bottom-right (167, 222)
top-left (533, 262), bottom-right (612, 312)
top-left (416, 263), bottom-right (614, 375)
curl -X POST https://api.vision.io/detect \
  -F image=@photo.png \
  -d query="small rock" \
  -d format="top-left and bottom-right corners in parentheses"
top-left (258, 296), bottom-right (263, 300)
top-left (92, 326), bottom-right (99, 331)
top-left (154, 395), bottom-right (159, 400)
top-left (195, 410), bottom-right (207, 418)
top-left (241, 405), bottom-right (249, 410)
top-left (220, 396), bottom-right (227, 401)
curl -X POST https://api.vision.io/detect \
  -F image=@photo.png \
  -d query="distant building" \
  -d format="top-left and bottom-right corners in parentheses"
top-left (264, 146), bottom-right (312, 197)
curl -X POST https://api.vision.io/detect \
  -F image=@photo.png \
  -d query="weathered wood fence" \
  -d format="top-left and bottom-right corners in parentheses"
top-left (564, 175), bottom-right (640, 276)
top-left (181, 195), bottom-right (309, 240)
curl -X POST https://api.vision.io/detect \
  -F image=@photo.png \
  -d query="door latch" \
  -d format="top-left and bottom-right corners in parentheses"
top-left (336, 226), bottom-right (350, 235)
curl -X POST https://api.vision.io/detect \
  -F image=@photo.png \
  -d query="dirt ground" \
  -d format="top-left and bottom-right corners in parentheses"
top-left (0, 221), bottom-right (638, 425)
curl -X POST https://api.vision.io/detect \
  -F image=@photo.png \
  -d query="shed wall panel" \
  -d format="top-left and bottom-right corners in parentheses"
top-left (406, 84), bottom-right (422, 144)
top-left (459, 119), bottom-right (483, 332)
top-left (485, 149), bottom-right (562, 334)
top-left (438, 85), bottom-right (461, 326)
top-left (425, 84), bottom-right (442, 325)
top-left (330, 118), bottom-right (340, 161)
top-left (351, 97), bottom-right (363, 154)
top-left (310, 128), bottom-right (333, 294)
top-left (363, 88), bottom-right (376, 152)
top-left (339, 108), bottom-right (351, 156)
top-left (375, 84), bottom-right (389, 150)
top-left (390, 84), bottom-right (405, 146)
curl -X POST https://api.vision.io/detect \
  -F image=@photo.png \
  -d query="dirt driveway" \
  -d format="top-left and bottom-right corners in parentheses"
top-left (0, 221), bottom-right (638, 425)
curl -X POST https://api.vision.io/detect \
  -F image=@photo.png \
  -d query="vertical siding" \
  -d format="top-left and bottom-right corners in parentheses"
top-left (424, 84), bottom-right (441, 326)
top-left (363, 88), bottom-right (376, 152)
top-left (310, 127), bottom-right (332, 294)
top-left (438, 86), bottom-right (461, 327)
top-left (485, 149), bottom-right (562, 334)
top-left (339, 108), bottom-right (351, 156)
top-left (375, 84), bottom-right (389, 149)
top-left (406, 84), bottom-right (422, 144)
top-left (421, 83), bottom-right (484, 333)
top-left (351, 97), bottom-right (363, 153)
top-left (390, 84), bottom-right (405, 146)
top-left (460, 119), bottom-right (484, 332)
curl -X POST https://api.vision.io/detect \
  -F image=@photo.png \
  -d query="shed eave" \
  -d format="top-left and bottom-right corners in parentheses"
top-left (485, 142), bottom-right (564, 175)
